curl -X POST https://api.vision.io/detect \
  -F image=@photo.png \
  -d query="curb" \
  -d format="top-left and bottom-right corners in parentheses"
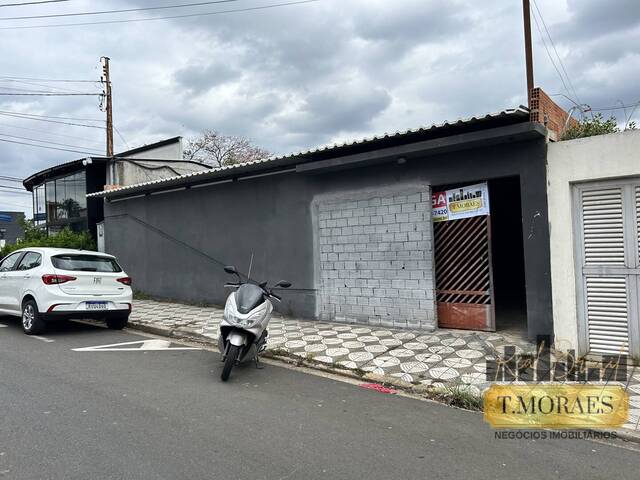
top-left (128, 320), bottom-right (640, 441)
top-left (128, 320), bottom-right (475, 405)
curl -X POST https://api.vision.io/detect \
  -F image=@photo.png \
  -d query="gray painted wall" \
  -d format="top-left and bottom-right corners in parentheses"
top-left (0, 212), bottom-right (25, 246)
top-left (313, 184), bottom-right (435, 330)
top-left (104, 138), bottom-right (552, 339)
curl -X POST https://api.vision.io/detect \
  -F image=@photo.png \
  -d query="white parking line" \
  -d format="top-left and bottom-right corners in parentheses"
top-left (0, 323), bottom-right (7, 328)
top-left (73, 339), bottom-right (200, 352)
top-left (31, 336), bottom-right (55, 343)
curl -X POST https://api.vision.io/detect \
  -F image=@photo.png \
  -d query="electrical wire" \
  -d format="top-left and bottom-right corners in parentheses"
top-left (0, 175), bottom-right (24, 182)
top-left (0, 132), bottom-right (103, 153)
top-left (0, 0), bottom-right (69, 7)
top-left (0, 122), bottom-right (103, 145)
top-left (590, 101), bottom-right (640, 112)
top-left (0, 188), bottom-right (31, 196)
top-left (529, 5), bottom-right (577, 108)
top-left (0, 76), bottom-right (96, 83)
top-left (0, 109), bottom-right (104, 122)
top-left (0, 78), bottom-right (96, 94)
top-left (0, 184), bottom-right (28, 192)
top-left (0, 0), bottom-right (241, 20)
top-left (0, 137), bottom-right (97, 154)
top-left (0, 92), bottom-right (101, 96)
top-left (530, 0), bottom-right (582, 108)
top-left (0, 112), bottom-right (106, 129)
top-left (113, 125), bottom-right (130, 150)
top-left (0, 0), bottom-right (320, 30)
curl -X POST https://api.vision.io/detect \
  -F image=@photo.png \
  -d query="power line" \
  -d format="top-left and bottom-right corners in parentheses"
top-left (0, 78), bottom-right (96, 94)
top-left (0, 109), bottom-right (103, 122)
top-left (0, 75), bottom-right (96, 83)
top-left (590, 101), bottom-right (640, 112)
top-left (0, 85), bottom-right (97, 95)
top-left (113, 125), bottom-right (130, 150)
top-left (0, 175), bottom-right (24, 182)
top-left (530, 0), bottom-right (582, 108)
top-left (529, 4), bottom-right (575, 106)
top-left (0, 0), bottom-right (240, 20)
top-left (0, 0), bottom-right (321, 30)
top-left (0, 132), bottom-right (103, 153)
top-left (0, 0), bottom-right (69, 7)
top-left (0, 121), bottom-right (104, 145)
top-left (0, 92), bottom-right (100, 96)
top-left (0, 184), bottom-right (28, 192)
top-left (0, 187), bottom-right (30, 196)
top-left (0, 112), bottom-right (106, 129)
top-left (0, 137), bottom-right (97, 154)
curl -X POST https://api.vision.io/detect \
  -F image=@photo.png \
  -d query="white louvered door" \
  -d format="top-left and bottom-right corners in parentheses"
top-left (576, 181), bottom-right (640, 358)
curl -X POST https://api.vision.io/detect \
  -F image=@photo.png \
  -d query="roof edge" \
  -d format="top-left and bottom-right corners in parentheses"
top-left (89, 119), bottom-right (546, 200)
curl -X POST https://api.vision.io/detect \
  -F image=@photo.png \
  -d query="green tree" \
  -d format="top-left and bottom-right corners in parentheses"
top-left (0, 218), bottom-right (95, 258)
top-left (561, 113), bottom-right (636, 141)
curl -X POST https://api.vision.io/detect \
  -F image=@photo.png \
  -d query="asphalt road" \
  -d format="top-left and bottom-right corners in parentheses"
top-left (1, 317), bottom-right (639, 480)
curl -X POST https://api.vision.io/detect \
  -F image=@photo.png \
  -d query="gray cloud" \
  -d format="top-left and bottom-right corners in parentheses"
top-left (174, 61), bottom-right (240, 94)
top-left (1, 0), bottom-right (639, 215)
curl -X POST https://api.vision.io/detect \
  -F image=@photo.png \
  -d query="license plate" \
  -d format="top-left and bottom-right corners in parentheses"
top-left (86, 301), bottom-right (107, 310)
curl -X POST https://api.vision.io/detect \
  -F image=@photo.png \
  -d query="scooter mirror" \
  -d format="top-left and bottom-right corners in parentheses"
top-left (224, 265), bottom-right (238, 275)
top-left (275, 280), bottom-right (292, 288)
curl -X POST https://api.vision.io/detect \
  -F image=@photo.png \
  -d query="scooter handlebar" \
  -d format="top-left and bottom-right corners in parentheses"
top-left (270, 293), bottom-right (282, 302)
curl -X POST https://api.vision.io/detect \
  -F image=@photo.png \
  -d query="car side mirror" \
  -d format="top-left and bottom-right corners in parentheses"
top-left (224, 265), bottom-right (238, 275)
top-left (275, 280), bottom-right (292, 288)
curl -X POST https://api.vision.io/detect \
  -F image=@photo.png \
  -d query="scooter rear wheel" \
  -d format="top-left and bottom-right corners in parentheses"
top-left (221, 344), bottom-right (240, 381)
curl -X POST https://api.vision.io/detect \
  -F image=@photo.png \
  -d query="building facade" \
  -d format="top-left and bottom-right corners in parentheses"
top-left (547, 130), bottom-right (640, 358)
top-left (23, 137), bottom-right (209, 239)
top-left (0, 211), bottom-right (25, 248)
top-left (93, 108), bottom-right (554, 340)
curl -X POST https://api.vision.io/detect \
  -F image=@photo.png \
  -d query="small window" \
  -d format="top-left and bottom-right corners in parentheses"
top-left (17, 252), bottom-right (42, 271)
top-left (0, 252), bottom-right (24, 272)
top-left (52, 254), bottom-right (122, 273)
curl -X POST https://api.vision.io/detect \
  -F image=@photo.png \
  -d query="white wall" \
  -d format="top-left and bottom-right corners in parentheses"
top-left (547, 130), bottom-right (640, 351)
top-left (118, 160), bottom-right (209, 186)
top-left (125, 139), bottom-right (183, 161)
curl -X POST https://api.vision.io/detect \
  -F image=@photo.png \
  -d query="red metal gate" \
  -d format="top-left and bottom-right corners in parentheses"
top-left (433, 215), bottom-right (495, 331)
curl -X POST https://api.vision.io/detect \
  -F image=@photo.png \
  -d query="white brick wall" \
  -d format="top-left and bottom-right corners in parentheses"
top-left (314, 186), bottom-right (436, 330)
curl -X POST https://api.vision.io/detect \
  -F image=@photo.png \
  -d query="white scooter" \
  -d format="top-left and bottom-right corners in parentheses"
top-left (218, 265), bottom-right (291, 381)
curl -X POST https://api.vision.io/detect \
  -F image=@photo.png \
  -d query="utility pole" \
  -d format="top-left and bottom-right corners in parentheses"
top-left (101, 56), bottom-right (115, 185)
top-left (522, 0), bottom-right (534, 108)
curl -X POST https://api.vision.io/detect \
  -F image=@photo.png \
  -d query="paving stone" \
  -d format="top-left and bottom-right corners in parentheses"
top-left (130, 299), bottom-right (640, 434)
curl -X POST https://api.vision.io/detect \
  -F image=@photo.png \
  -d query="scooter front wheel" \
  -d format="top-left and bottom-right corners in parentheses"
top-left (221, 344), bottom-right (241, 381)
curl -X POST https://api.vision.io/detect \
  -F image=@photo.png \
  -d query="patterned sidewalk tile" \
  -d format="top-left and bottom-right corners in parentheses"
top-left (130, 299), bottom-right (640, 433)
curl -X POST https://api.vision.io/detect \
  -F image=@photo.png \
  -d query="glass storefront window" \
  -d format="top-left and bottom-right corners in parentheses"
top-left (33, 170), bottom-right (88, 233)
top-left (34, 184), bottom-right (46, 225)
top-left (46, 180), bottom-right (56, 222)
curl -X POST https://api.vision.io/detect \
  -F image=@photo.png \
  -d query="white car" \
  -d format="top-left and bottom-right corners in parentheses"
top-left (0, 247), bottom-right (133, 335)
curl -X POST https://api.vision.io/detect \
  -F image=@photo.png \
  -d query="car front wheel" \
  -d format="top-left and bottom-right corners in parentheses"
top-left (106, 315), bottom-right (129, 330)
top-left (22, 299), bottom-right (46, 335)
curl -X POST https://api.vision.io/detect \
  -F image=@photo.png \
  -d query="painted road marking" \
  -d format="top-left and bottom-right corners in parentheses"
top-left (31, 335), bottom-right (54, 343)
top-left (0, 323), bottom-right (7, 328)
top-left (73, 339), bottom-right (201, 352)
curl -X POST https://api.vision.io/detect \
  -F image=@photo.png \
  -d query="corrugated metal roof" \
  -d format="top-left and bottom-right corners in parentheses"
top-left (88, 106), bottom-right (530, 198)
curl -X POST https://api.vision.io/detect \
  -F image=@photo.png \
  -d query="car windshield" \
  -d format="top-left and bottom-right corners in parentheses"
top-left (52, 254), bottom-right (122, 273)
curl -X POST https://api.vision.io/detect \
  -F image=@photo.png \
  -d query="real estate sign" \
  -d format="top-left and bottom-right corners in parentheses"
top-left (432, 182), bottom-right (490, 222)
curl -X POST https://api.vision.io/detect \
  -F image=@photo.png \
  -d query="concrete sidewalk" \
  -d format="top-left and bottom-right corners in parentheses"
top-left (129, 299), bottom-right (640, 432)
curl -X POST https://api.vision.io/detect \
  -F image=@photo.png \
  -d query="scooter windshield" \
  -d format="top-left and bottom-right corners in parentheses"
top-left (236, 284), bottom-right (265, 314)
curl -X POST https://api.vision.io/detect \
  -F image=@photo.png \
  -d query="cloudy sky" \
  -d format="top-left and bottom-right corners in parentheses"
top-left (1, 0), bottom-right (639, 216)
